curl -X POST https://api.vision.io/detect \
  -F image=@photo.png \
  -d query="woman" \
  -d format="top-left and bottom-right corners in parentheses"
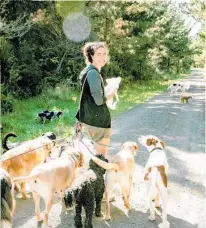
top-left (76, 42), bottom-right (116, 158)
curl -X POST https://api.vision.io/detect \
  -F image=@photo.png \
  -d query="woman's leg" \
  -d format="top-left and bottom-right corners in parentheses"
top-left (95, 138), bottom-right (110, 158)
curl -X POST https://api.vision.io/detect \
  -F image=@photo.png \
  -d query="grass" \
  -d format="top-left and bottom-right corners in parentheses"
top-left (1, 72), bottom-right (188, 151)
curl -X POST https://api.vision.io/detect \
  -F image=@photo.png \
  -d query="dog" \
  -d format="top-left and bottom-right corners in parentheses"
top-left (104, 77), bottom-right (121, 110)
top-left (13, 146), bottom-right (83, 228)
top-left (0, 132), bottom-right (56, 199)
top-left (64, 155), bottom-right (108, 228)
top-left (2, 132), bottom-right (17, 152)
top-left (167, 83), bottom-right (190, 95)
top-left (0, 168), bottom-right (15, 228)
top-left (138, 135), bottom-right (169, 228)
top-left (37, 110), bottom-right (63, 124)
top-left (90, 141), bottom-right (138, 220)
top-left (180, 94), bottom-right (192, 103)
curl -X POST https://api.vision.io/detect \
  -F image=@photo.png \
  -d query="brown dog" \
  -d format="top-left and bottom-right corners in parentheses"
top-left (0, 132), bottom-right (56, 199)
top-left (91, 141), bottom-right (138, 220)
top-left (180, 94), bottom-right (192, 103)
top-left (14, 146), bottom-right (83, 228)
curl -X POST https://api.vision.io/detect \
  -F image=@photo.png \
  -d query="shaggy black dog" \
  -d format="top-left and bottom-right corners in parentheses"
top-left (64, 155), bottom-right (108, 228)
top-left (0, 168), bottom-right (15, 228)
top-left (37, 110), bottom-right (63, 124)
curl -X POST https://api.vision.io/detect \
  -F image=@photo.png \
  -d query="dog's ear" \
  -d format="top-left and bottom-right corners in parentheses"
top-left (73, 152), bottom-right (84, 167)
top-left (132, 143), bottom-right (139, 152)
top-left (160, 141), bottom-right (165, 149)
top-left (146, 138), bottom-right (152, 146)
top-left (146, 138), bottom-right (157, 146)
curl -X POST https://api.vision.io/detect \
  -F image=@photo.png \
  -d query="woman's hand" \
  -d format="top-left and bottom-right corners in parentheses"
top-left (106, 88), bottom-right (117, 101)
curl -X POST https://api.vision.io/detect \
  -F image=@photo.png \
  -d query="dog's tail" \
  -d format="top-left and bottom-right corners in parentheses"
top-left (13, 174), bottom-right (40, 183)
top-left (1, 173), bottom-right (15, 227)
top-left (2, 132), bottom-right (17, 152)
top-left (91, 156), bottom-right (119, 171)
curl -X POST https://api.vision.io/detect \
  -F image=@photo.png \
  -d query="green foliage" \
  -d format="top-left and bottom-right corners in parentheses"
top-left (0, 0), bottom-right (196, 107)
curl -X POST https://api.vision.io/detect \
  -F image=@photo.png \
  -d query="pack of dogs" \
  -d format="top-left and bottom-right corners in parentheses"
top-left (1, 131), bottom-right (170, 228)
top-left (167, 82), bottom-right (192, 103)
top-left (1, 79), bottom-right (195, 228)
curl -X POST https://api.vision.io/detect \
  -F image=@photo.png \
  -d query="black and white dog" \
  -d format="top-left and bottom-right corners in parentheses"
top-left (167, 83), bottom-right (190, 96)
top-left (37, 110), bottom-right (63, 124)
top-left (0, 168), bottom-right (15, 228)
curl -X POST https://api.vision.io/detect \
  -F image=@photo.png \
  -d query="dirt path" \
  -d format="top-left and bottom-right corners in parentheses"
top-left (13, 70), bottom-right (205, 228)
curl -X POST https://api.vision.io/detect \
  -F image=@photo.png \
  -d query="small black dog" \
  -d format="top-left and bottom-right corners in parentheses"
top-left (37, 110), bottom-right (63, 124)
top-left (0, 168), bottom-right (15, 228)
top-left (64, 155), bottom-right (108, 228)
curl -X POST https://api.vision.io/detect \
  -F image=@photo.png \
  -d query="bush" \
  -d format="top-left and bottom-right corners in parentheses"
top-left (1, 93), bottom-right (14, 114)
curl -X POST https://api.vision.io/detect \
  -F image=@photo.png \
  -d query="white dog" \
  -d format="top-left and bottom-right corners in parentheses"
top-left (167, 83), bottom-right (190, 96)
top-left (104, 77), bottom-right (121, 110)
top-left (138, 135), bottom-right (169, 228)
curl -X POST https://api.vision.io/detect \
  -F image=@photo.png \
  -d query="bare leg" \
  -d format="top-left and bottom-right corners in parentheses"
top-left (95, 138), bottom-right (110, 158)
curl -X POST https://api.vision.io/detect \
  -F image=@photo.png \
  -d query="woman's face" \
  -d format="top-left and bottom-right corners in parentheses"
top-left (91, 47), bottom-right (108, 69)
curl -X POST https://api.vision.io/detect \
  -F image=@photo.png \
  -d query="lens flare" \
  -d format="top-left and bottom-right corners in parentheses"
top-left (63, 12), bottom-right (91, 43)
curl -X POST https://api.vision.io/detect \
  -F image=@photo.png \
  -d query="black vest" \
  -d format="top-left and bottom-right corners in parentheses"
top-left (76, 66), bottom-right (111, 128)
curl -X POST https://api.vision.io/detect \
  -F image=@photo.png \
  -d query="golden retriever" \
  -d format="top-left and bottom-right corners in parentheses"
top-left (0, 132), bottom-right (56, 199)
top-left (91, 141), bottom-right (138, 220)
top-left (14, 146), bottom-right (83, 228)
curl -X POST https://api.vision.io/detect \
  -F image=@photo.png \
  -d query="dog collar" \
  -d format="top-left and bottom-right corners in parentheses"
top-left (150, 147), bottom-right (163, 153)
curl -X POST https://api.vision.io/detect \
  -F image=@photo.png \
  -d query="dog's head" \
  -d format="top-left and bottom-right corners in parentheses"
top-left (69, 151), bottom-right (84, 168)
top-left (121, 141), bottom-right (138, 155)
top-left (138, 135), bottom-right (165, 152)
top-left (56, 111), bottom-right (63, 118)
top-left (42, 132), bottom-right (56, 140)
top-left (89, 155), bottom-right (108, 176)
top-left (106, 77), bottom-right (121, 88)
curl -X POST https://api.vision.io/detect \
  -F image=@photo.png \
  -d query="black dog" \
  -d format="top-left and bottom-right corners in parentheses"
top-left (37, 110), bottom-right (63, 124)
top-left (64, 155), bottom-right (108, 228)
top-left (0, 168), bottom-right (15, 228)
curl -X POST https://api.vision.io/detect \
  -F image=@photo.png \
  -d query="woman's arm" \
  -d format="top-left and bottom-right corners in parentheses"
top-left (87, 70), bottom-right (106, 106)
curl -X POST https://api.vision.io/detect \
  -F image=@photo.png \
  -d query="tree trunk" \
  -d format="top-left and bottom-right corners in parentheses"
top-left (103, 17), bottom-right (109, 42)
top-left (176, 58), bottom-right (180, 74)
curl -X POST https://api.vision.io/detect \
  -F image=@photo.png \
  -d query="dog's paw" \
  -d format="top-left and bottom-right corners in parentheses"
top-left (149, 214), bottom-right (155, 221)
top-left (95, 211), bottom-right (104, 217)
top-left (36, 213), bottom-right (44, 222)
top-left (159, 221), bottom-right (170, 228)
top-left (104, 215), bottom-right (111, 221)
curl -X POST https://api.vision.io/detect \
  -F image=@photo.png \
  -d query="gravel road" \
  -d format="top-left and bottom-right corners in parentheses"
top-left (13, 70), bottom-right (205, 228)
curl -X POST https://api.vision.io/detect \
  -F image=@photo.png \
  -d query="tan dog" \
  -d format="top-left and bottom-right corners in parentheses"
top-left (138, 135), bottom-right (169, 228)
top-left (0, 132), bottom-right (56, 199)
top-left (180, 94), bottom-right (192, 103)
top-left (13, 146), bottom-right (83, 228)
top-left (91, 141), bottom-right (138, 220)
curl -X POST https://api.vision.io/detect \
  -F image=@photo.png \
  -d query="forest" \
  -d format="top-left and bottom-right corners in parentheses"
top-left (1, 0), bottom-right (205, 114)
